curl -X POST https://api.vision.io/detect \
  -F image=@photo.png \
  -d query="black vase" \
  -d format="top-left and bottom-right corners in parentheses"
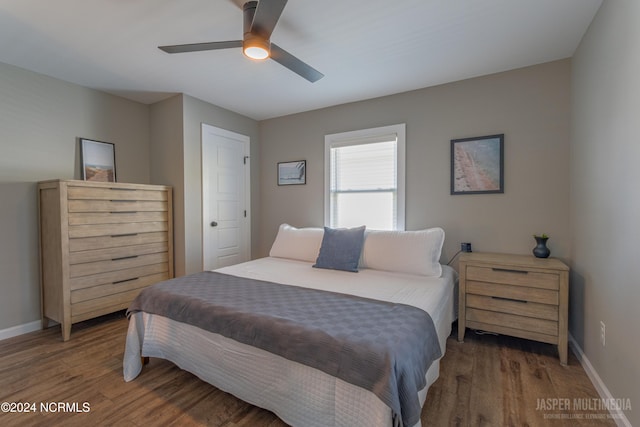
top-left (533, 236), bottom-right (550, 258)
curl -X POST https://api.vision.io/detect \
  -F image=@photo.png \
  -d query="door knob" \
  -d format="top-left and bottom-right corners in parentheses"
top-left (210, 221), bottom-right (218, 227)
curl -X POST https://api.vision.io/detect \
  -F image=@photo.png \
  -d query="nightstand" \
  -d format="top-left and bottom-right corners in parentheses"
top-left (457, 252), bottom-right (569, 365)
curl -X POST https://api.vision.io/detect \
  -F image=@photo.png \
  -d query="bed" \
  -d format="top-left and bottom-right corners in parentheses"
top-left (123, 225), bottom-right (457, 427)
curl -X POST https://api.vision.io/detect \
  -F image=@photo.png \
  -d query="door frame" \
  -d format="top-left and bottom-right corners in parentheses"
top-left (201, 123), bottom-right (251, 270)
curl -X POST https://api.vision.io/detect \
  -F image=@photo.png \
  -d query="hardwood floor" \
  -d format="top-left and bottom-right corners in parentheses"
top-left (0, 313), bottom-right (615, 427)
top-left (423, 329), bottom-right (616, 426)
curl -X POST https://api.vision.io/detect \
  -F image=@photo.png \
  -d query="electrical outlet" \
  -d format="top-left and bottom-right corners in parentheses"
top-left (600, 321), bottom-right (606, 347)
top-left (461, 242), bottom-right (472, 252)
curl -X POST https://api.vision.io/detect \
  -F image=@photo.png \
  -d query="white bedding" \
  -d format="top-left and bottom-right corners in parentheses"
top-left (123, 257), bottom-right (457, 427)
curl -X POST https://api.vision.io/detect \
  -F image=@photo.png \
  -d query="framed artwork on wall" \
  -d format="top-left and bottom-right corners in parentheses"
top-left (278, 160), bottom-right (306, 185)
top-left (80, 138), bottom-right (117, 182)
top-left (451, 134), bottom-right (504, 195)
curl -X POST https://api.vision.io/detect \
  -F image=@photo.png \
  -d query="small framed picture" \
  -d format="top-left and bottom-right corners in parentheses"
top-left (451, 134), bottom-right (504, 195)
top-left (80, 138), bottom-right (117, 182)
top-left (278, 160), bottom-right (306, 185)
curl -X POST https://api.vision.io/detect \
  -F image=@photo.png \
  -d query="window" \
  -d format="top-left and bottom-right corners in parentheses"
top-left (324, 124), bottom-right (405, 230)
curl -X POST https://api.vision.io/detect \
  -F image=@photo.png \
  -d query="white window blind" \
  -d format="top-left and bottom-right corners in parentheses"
top-left (324, 124), bottom-right (406, 230)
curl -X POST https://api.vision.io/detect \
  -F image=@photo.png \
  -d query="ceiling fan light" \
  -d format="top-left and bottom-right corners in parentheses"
top-left (243, 36), bottom-right (270, 60)
top-left (244, 46), bottom-right (269, 60)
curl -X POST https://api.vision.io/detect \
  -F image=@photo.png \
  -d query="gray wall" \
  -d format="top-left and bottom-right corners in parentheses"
top-left (149, 95), bottom-right (185, 273)
top-left (181, 94), bottom-right (260, 275)
top-left (258, 60), bottom-right (571, 266)
top-left (0, 60), bottom-right (259, 333)
top-left (571, 0), bottom-right (639, 424)
top-left (0, 61), bottom-right (150, 330)
top-left (149, 94), bottom-right (260, 277)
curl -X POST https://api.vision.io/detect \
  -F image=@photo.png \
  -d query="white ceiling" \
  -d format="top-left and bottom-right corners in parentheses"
top-left (0, 0), bottom-right (602, 120)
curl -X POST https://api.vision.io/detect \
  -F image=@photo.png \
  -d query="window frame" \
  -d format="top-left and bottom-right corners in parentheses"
top-left (324, 123), bottom-right (406, 231)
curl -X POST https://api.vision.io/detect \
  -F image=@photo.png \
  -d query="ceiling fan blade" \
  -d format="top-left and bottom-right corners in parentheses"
top-left (270, 43), bottom-right (324, 83)
top-left (159, 40), bottom-right (243, 54)
top-left (251, 0), bottom-right (288, 40)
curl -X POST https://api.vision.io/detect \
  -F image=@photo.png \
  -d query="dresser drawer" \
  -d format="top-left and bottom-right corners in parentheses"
top-left (467, 265), bottom-right (558, 290)
top-left (466, 308), bottom-right (558, 337)
top-left (69, 261), bottom-right (169, 291)
top-left (68, 211), bottom-right (167, 226)
top-left (68, 242), bottom-right (168, 264)
top-left (69, 252), bottom-right (169, 280)
top-left (68, 221), bottom-right (168, 238)
top-left (70, 272), bottom-right (169, 304)
top-left (68, 186), bottom-right (168, 201)
top-left (466, 281), bottom-right (558, 305)
top-left (71, 288), bottom-right (145, 322)
top-left (69, 232), bottom-right (168, 252)
top-left (68, 199), bottom-right (168, 213)
top-left (466, 294), bottom-right (558, 321)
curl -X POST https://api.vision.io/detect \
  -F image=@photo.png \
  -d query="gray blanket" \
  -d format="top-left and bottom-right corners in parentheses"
top-left (127, 271), bottom-right (442, 427)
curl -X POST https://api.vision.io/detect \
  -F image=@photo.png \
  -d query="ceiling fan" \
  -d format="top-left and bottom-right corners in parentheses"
top-left (158, 0), bottom-right (324, 83)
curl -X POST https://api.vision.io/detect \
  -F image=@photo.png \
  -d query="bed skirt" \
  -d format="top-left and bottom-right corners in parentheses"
top-left (124, 311), bottom-right (446, 427)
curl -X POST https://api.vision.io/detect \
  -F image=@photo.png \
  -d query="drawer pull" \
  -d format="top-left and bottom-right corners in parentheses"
top-left (111, 233), bottom-right (138, 238)
top-left (112, 255), bottom-right (139, 261)
top-left (110, 199), bottom-right (136, 203)
top-left (111, 188), bottom-right (137, 191)
top-left (112, 277), bottom-right (139, 285)
top-left (491, 296), bottom-right (528, 304)
top-left (110, 211), bottom-right (138, 214)
top-left (492, 267), bottom-right (528, 274)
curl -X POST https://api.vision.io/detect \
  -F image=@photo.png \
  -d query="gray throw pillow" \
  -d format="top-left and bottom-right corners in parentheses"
top-left (313, 226), bottom-right (366, 272)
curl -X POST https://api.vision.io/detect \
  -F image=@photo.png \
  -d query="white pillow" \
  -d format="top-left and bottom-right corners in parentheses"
top-left (360, 228), bottom-right (445, 277)
top-left (269, 224), bottom-right (324, 262)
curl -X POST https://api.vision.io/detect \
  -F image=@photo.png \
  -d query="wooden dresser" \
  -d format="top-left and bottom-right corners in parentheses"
top-left (38, 179), bottom-right (173, 341)
top-left (457, 252), bottom-right (569, 365)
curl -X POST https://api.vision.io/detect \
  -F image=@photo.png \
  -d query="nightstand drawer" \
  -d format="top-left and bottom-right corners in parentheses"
top-left (466, 294), bottom-right (559, 321)
top-left (466, 308), bottom-right (558, 336)
top-left (466, 281), bottom-right (558, 305)
top-left (467, 265), bottom-right (558, 290)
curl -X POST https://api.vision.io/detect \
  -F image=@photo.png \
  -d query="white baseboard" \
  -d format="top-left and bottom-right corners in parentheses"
top-left (0, 320), bottom-right (42, 341)
top-left (568, 334), bottom-right (632, 427)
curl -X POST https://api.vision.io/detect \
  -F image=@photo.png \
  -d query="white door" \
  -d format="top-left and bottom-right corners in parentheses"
top-left (202, 124), bottom-right (250, 270)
